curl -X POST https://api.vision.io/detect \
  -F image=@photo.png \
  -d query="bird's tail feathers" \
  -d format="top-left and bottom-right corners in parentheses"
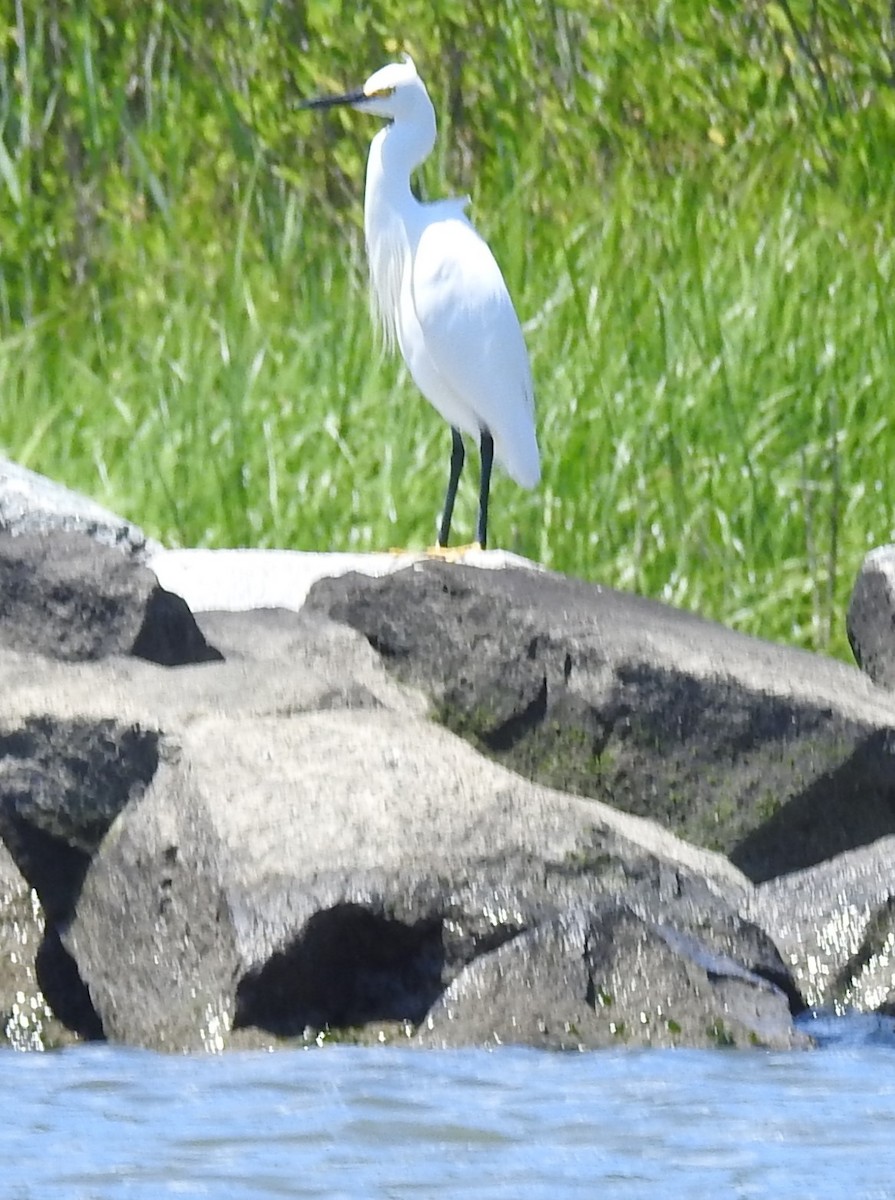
top-left (497, 428), bottom-right (541, 490)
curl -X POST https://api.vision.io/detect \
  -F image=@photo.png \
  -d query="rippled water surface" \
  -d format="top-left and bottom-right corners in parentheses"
top-left (4, 1017), bottom-right (895, 1199)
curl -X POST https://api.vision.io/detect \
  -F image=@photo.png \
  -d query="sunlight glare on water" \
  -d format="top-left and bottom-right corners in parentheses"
top-left (2, 1039), bottom-right (895, 1199)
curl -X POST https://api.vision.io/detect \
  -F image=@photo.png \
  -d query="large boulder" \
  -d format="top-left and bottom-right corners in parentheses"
top-left (60, 705), bottom-right (774, 1050)
top-left (0, 531), bottom-right (220, 665)
top-left (419, 903), bottom-right (805, 1050)
top-left (746, 835), bottom-right (895, 1014)
top-left (305, 564), bottom-right (895, 883)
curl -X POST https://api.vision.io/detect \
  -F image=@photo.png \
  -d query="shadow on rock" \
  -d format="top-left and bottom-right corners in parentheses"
top-left (234, 904), bottom-right (446, 1035)
top-left (732, 729), bottom-right (895, 882)
top-left (0, 717), bottom-right (162, 1039)
top-left (35, 929), bottom-right (104, 1040)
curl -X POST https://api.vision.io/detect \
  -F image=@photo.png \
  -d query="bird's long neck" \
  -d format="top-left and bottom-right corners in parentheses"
top-left (364, 109), bottom-right (436, 348)
top-left (364, 109), bottom-right (435, 235)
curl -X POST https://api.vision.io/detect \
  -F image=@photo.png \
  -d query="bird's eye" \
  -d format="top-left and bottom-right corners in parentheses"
top-left (367, 85), bottom-right (395, 99)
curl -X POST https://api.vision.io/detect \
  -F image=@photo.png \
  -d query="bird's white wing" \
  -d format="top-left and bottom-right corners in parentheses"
top-left (409, 212), bottom-right (539, 488)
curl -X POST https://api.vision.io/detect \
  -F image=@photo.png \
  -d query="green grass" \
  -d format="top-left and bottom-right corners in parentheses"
top-left (1, 1), bottom-right (894, 661)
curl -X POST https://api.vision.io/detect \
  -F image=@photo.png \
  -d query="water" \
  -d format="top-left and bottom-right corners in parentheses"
top-left (3, 1016), bottom-right (895, 1199)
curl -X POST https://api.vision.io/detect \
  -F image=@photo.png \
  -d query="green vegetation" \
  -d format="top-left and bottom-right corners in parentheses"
top-left (2, 2), bottom-right (892, 658)
top-left (708, 1017), bottom-right (737, 1048)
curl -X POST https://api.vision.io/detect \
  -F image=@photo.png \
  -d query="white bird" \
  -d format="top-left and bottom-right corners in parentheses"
top-left (302, 55), bottom-right (540, 549)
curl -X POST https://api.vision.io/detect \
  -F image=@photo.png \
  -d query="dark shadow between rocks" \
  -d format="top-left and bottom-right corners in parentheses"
top-left (233, 904), bottom-right (446, 1035)
top-left (0, 828), bottom-right (106, 1039)
top-left (0, 719), bottom-right (163, 1042)
top-left (1, 819), bottom-right (91, 928)
top-left (35, 928), bottom-right (105, 1040)
top-left (132, 588), bottom-right (224, 666)
top-left (732, 729), bottom-right (895, 882)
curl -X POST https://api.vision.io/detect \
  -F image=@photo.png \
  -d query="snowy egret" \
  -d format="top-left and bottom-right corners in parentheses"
top-left (302, 56), bottom-right (540, 549)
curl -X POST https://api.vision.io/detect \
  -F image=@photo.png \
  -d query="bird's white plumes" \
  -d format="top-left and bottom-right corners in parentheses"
top-left (365, 202), bottom-right (406, 352)
top-left (358, 58), bottom-right (437, 356)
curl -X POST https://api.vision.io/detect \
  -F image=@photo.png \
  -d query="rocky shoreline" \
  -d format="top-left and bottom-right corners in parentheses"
top-left (2, 456), bottom-right (895, 1052)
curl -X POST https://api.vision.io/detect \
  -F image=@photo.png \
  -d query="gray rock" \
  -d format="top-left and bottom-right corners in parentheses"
top-left (418, 904), bottom-right (806, 1051)
top-left (0, 530), bottom-right (221, 665)
top-left (847, 545), bottom-right (895, 690)
top-left (306, 563), bottom-right (895, 883)
top-left (2, 609), bottom-right (425, 729)
top-left (0, 844), bottom-right (47, 1048)
top-left (0, 457), bottom-right (157, 557)
top-left (62, 707), bottom-right (768, 1050)
top-left (746, 835), bottom-right (895, 1013)
top-left (0, 842), bottom-right (83, 1050)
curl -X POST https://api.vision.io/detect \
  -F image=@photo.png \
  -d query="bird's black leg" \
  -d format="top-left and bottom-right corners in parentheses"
top-left (438, 427), bottom-right (465, 547)
top-left (476, 430), bottom-right (494, 550)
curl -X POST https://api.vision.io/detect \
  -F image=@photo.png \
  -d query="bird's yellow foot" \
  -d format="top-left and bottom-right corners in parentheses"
top-left (383, 544), bottom-right (485, 561)
top-left (423, 542), bottom-right (483, 561)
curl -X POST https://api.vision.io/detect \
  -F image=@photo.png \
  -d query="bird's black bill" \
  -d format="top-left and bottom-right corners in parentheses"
top-left (299, 88), bottom-right (366, 111)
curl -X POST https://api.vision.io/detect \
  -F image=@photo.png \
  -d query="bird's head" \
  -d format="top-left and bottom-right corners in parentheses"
top-left (356, 56), bottom-right (425, 120)
top-left (301, 55), bottom-right (430, 125)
